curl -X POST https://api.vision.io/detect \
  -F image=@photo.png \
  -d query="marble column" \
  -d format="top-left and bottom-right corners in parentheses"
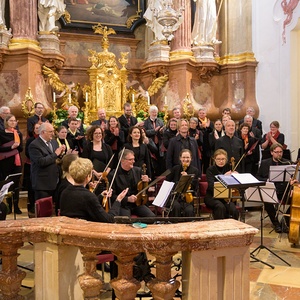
top-left (9, 0), bottom-right (39, 49)
top-left (170, 0), bottom-right (193, 60)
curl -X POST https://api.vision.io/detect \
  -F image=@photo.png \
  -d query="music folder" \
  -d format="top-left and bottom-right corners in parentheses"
top-left (215, 173), bottom-right (264, 189)
top-left (213, 182), bottom-right (229, 198)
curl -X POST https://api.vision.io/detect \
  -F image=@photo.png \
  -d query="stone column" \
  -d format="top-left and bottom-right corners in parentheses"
top-left (9, 0), bottom-right (39, 50)
top-left (110, 251), bottom-right (141, 300)
top-left (170, 0), bottom-right (193, 60)
top-left (147, 251), bottom-right (180, 300)
top-left (0, 241), bottom-right (26, 299)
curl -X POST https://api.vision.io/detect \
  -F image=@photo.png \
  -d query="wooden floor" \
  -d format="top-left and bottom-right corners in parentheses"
top-left (1, 198), bottom-right (300, 300)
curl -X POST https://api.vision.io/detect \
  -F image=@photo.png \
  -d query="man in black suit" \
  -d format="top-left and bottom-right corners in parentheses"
top-left (256, 143), bottom-right (290, 233)
top-left (28, 122), bottom-right (66, 201)
top-left (238, 107), bottom-right (263, 135)
top-left (27, 102), bottom-right (48, 137)
top-left (118, 103), bottom-right (143, 141)
top-left (166, 119), bottom-right (201, 173)
top-left (91, 108), bottom-right (108, 130)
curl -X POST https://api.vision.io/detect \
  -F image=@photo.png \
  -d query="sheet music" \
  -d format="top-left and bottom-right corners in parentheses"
top-left (153, 181), bottom-right (175, 207)
top-left (0, 181), bottom-right (14, 203)
top-left (231, 173), bottom-right (261, 184)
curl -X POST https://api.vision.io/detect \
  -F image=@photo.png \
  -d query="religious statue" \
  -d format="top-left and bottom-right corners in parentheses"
top-left (38, 0), bottom-right (66, 32)
top-left (0, 0), bottom-right (6, 30)
top-left (144, 0), bottom-right (166, 42)
top-left (191, 0), bottom-right (221, 45)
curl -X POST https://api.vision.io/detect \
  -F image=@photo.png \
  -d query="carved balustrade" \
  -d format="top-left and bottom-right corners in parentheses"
top-left (0, 217), bottom-right (258, 300)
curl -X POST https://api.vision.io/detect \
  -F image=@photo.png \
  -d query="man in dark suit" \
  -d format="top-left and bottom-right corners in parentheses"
top-left (238, 107), bottom-right (263, 135)
top-left (91, 108), bottom-right (108, 130)
top-left (166, 119), bottom-right (201, 173)
top-left (215, 120), bottom-right (244, 172)
top-left (143, 105), bottom-right (165, 175)
top-left (118, 103), bottom-right (143, 141)
top-left (256, 143), bottom-right (290, 233)
top-left (28, 122), bottom-right (66, 201)
top-left (27, 102), bottom-right (48, 137)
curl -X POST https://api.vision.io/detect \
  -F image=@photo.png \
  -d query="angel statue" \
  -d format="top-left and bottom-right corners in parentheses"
top-left (42, 66), bottom-right (80, 108)
top-left (133, 75), bottom-right (168, 112)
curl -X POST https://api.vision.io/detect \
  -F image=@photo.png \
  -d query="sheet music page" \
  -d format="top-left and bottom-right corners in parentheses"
top-left (153, 181), bottom-right (175, 207)
top-left (231, 173), bottom-right (260, 184)
top-left (0, 181), bottom-right (14, 203)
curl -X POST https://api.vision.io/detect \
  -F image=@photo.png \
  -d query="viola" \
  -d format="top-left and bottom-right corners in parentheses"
top-left (182, 163), bottom-right (193, 203)
top-left (136, 164), bottom-right (148, 206)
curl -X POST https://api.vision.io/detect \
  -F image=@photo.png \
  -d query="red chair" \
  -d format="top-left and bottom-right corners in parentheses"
top-left (35, 197), bottom-right (53, 218)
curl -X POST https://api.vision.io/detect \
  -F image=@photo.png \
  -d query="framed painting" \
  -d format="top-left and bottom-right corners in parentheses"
top-left (60, 0), bottom-right (145, 34)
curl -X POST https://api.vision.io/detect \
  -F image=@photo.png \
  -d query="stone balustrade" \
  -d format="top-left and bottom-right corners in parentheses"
top-left (0, 217), bottom-right (258, 300)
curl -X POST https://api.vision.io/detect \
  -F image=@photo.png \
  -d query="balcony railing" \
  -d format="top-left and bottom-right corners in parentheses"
top-left (0, 217), bottom-right (258, 300)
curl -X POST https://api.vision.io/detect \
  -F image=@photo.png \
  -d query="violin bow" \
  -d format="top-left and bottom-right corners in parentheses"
top-left (107, 147), bottom-right (125, 193)
top-left (92, 153), bottom-right (115, 194)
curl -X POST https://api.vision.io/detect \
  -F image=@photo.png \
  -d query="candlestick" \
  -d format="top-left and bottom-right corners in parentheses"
top-left (68, 93), bottom-right (71, 103)
top-left (53, 92), bottom-right (56, 103)
top-left (86, 92), bottom-right (88, 102)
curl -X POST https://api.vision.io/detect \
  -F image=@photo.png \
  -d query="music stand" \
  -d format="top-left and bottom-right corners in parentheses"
top-left (0, 180), bottom-right (15, 220)
top-left (5, 173), bottom-right (22, 220)
top-left (215, 173), bottom-right (265, 222)
top-left (165, 175), bottom-right (194, 217)
top-left (245, 183), bottom-right (290, 268)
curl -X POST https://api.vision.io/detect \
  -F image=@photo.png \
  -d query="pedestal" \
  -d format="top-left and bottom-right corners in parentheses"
top-left (0, 29), bottom-right (12, 49)
top-left (146, 43), bottom-right (170, 63)
top-left (192, 45), bottom-right (216, 62)
top-left (38, 33), bottom-right (62, 55)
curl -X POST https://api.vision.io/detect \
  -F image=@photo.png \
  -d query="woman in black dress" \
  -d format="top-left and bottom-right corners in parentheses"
top-left (0, 114), bottom-right (23, 214)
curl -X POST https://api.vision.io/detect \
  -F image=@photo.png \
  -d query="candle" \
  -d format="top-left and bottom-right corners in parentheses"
top-left (53, 92), bottom-right (56, 103)
top-left (132, 93), bottom-right (135, 103)
top-left (69, 93), bottom-right (71, 103)
top-left (86, 92), bottom-right (88, 102)
top-left (147, 92), bottom-right (150, 105)
top-left (164, 96), bottom-right (167, 105)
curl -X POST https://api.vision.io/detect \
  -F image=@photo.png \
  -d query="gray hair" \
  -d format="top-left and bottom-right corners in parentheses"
top-left (0, 106), bottom-right (10, 114)
top-left (148, 105), bottom-right (158, 113)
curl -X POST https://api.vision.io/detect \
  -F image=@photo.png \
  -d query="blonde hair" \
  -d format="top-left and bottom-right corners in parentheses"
top-left (69, 158), bottom-right (93, 184)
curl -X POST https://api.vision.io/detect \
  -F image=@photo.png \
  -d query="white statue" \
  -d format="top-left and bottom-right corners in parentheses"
top-left (144, 0), bottom-right (165, 42)
top-left (192, 0), bottom-right (220, 46)
top-left (38, 0), bottom-right (66, 32)
top-left (0, 0), bottom-right (6, 30)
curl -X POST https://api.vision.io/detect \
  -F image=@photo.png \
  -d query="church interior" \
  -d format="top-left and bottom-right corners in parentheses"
top-left (1, 0), bottom-right (300, 299)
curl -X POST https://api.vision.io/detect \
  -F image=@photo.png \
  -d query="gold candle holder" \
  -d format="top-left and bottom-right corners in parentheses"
top-left (52, 102), bottom-right (58, 128)
top-left (83, 100), bottom-right (90, 126)
top-left (131, 102), bottom-right (137, 116)
top-left (163, 104), bottom-right (169, 124)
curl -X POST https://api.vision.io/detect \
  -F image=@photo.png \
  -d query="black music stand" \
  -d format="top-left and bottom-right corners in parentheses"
top-left (165, 175), bottom-right (194, 217)
top-left (215, 173), bottom-right (265, 222)
top-left (245, 183), bottom-right (291, 268)
top-left (5, 173), bottom-right (22, 220)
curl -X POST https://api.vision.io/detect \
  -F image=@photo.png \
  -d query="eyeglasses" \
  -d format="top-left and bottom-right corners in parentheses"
top-left (273, 151), bottom-right (283, 154)
top-left (124, 158), bottom-right (135, 161)
top-left (93, 132), bottom-right (102, 135)
top-left (45, 130), bottom-right (54, 133)
top-left (215, 158), bottom-right (226, 161)
top-left (8, 119), bottom-right (17, 122)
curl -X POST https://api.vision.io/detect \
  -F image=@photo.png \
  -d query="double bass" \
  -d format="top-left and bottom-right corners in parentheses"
top-left (288, 161), bottom-right (300, 244)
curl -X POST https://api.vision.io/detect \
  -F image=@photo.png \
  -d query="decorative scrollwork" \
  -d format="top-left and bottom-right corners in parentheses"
top-left (22, 88), bottom-right (35, 118)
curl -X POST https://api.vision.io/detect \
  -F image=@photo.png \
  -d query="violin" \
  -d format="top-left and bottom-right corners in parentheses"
top-left (182, 163), bottom-right (193, 203)
top-left (229, 157), bottom-right (240, 199)
top-left (101, 171), bottom-right (110, 212)
top-left (136, 164), bottom-right (148, 206)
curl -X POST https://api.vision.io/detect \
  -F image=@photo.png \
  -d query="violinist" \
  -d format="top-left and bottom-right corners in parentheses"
top-left (205, 149), bottom-right (240, 220)
top-left (256, 143), bottom-right (291, 233)
top-left (109, 149), bottom-right (155, 217)
top-left (60, 158), bottom-right (128, 223)
top-left (166, 149), bottom-right (199, 217)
